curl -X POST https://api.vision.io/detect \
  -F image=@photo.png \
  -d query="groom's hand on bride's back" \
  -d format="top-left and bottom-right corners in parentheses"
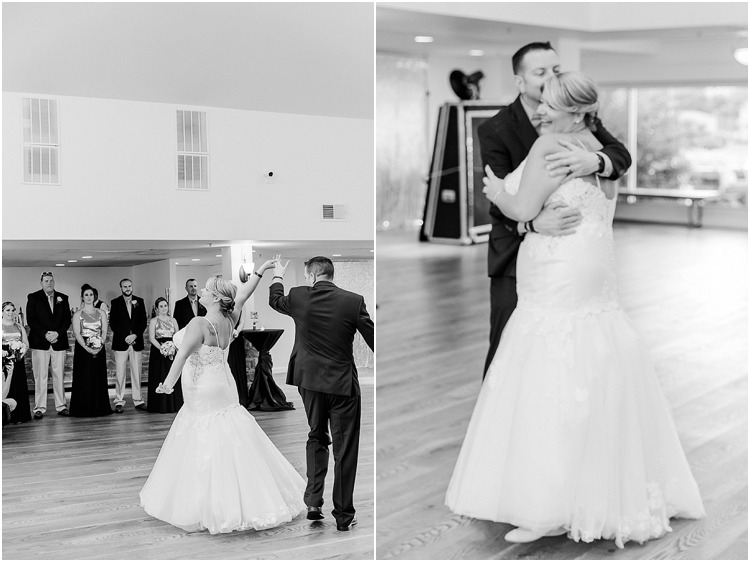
top-left (533, 201), bottom-right (582, 236)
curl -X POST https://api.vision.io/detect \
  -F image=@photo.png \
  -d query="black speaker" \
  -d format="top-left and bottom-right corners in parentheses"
top-left (421, 102), bottom-right (505, 244)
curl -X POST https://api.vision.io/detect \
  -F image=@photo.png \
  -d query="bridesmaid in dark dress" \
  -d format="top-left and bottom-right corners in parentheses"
top-left (147, 298), bottom-right (183, 413)
top-left (1, 301), bottom-right (33, 423)
top-left (69, 285), bottom-right (113, 417)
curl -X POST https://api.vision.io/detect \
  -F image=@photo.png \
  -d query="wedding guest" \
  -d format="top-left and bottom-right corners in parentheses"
top-left (109, 279), bottom-right (148, 413)
top-left (78, 287), bottom-right (108, 316)
top-left (69, 285), bottom-right (112, 418)
top-left (146, 297), bottom-right (182, 413)
top-left (479, 41), bottom-right (631, 377)
top-left (92, 288), bottom-right (109, 316)
top-left (173, 279), bottom-right (206, 330)
top-left (26, 272), bottom-right (71, 418)
top-left (1, 301), bottom-right (32, 423)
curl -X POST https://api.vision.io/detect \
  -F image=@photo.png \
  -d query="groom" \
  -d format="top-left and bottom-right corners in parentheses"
top-left (269, 256), bottom-right (374, 532)
top-left (479, 41), bottom-right (631, 377)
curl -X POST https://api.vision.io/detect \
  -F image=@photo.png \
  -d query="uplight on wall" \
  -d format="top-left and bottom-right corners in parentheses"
top-left (734, 47), bottom-right (748, 66)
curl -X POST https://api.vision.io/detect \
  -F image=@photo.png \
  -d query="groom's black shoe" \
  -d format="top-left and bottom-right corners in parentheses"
top-left (306, 506), bottom-right (324, 520)
top-left (337, 516), bottom-right (357, 532)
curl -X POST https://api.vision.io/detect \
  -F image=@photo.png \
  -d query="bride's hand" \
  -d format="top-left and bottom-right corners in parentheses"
top-left (155, 383), bottom-right (173, 394)
top-left (483, 165), bottom-right (506, 204)
top-left (258, 258), bottom-right (277, 273)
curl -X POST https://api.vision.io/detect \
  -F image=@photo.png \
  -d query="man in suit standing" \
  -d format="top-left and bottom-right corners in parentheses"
top-left (109, 279), bottom-right (148, 413)
top-left (26, 271), bottom-right (72, 418)
top-left (479, 41), bottom-right (631, 377)
top-left (269, 256), bottom-right (374, 532)
top-left (172, 278), bottom-right (206, 330)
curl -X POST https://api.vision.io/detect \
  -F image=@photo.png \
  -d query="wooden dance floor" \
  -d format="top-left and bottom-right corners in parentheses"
top-left (375, 224), bottom-right (747, 560)
top-left (2, 370), bottom-right (374, 560)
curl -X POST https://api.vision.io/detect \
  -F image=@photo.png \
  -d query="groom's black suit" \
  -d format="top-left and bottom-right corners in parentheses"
top-left (269, 280), bottom-right (374, 529)
top-left (479, 95), bottom-right (631, 376)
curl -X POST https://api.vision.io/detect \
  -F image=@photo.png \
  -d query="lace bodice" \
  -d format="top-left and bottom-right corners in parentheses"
top-left (171, 321), bottom-right (238, 414)
top-left (504, 158), bottom-right (617, 234)
top-left (504, 157), bottom-right (622, 325)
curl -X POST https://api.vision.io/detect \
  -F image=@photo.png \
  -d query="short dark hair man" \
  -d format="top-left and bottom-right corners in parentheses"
top-left (479, 42), bottom-right (631, 376)
top-left (268, 256), bottom-right (374, 532)
top-left (26, 272), bottom-right (72, 418)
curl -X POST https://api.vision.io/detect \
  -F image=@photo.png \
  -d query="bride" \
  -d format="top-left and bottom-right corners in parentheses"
top-left (140, 261), bottom-right (306, 534)
top-left (445, 72), bottom-right (705, 548)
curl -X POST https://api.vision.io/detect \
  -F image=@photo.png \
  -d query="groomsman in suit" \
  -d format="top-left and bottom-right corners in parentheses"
top-left (269, 256), bottom-right (374, 532)
top-left (173, 279), bottom-right (206, 329)
top-left (109, 279), bottom-right (148, 413)
top-left (26, 272), bottom-right (72, 418)
top-left (479, 41), bottom-right (631, 377)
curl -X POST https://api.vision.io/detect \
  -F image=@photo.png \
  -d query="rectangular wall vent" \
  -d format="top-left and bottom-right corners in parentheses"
top-left (322, 204), bottom-right (347, 221)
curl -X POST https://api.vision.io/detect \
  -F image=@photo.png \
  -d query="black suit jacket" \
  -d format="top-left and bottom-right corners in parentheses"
top-left (173, 296), bottom-right (206, 330)
top-left (109, 295), bottom-right (148, 351)
top-left (269, 281), bottom-right (374, 397)
top-left (479, 95), bottom-right (632, 278)
top-left (26, 290), bottom-right (71, 351)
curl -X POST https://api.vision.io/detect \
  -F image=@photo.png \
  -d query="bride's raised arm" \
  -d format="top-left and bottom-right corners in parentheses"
top-left (485, 134), bottom-right (569, 222)
top-left (231, 259), bottom-right (277, 325)
top-left (157, 318), bottom-right (204, 394)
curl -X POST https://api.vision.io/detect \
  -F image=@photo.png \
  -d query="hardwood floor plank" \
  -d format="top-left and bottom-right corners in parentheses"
top-left (4, 371), bottom-right (374, 559)
top-left (375, 225), bottom-right (747, 560)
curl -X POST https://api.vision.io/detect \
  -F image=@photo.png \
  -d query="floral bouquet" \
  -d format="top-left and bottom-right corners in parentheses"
top-left (6, 340), bottom-right (27, 362)
top-left (86, 336), bottom-right (103, 350)
top-left (160, 341), bottom-right (177, 360)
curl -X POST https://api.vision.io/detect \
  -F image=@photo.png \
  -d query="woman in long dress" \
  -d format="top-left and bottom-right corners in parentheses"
top-left (146, 297), bottom-right (182, 413)
top-left (1, 301), bottom-right (32, 423)
top-left (140, 260), bottom-right (306, 534)
top-left (69, 285), bottom-right (113, 417)
top-left (445, 72), bottom-right (705, 548)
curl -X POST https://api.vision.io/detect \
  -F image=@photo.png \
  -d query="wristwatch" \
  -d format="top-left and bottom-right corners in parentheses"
top-left (596, 153), bottom-right (606, 174)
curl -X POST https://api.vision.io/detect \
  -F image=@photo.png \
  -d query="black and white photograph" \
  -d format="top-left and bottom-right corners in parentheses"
top-left (376, 2), bottom-right (747, 559)
top-left (2, 3), bottom-right (374, 560)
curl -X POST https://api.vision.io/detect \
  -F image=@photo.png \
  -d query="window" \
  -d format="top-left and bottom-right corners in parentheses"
top-left (598, 85), bottom-right (747, 207)
top-left (22, 98), bottom-right (60, 184)
top-left (176, 110), bottom-right (209, 190)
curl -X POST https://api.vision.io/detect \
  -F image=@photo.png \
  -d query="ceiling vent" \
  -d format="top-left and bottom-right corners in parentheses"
top-left (322, 204), bottom-right (347, 221)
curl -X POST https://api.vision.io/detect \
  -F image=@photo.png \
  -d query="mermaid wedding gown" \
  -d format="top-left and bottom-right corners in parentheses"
top-left (140, 321), bottom-right (306, 533)
top-left (445, 160), bottom-right (705, 548)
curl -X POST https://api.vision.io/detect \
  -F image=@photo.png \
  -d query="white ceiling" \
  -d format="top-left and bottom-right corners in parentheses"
top-left (2, 240), bottom-right (375, 268)
top-left (376, 2), bottom-right (747, 59)
top-left (2, 2), bottom-right (374, 119)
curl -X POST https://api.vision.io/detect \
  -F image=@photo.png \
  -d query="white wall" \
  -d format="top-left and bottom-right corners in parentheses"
top-left (2, 93), bottom-right (373, 241)
top-left (133, 260), bottom-right (171, 317)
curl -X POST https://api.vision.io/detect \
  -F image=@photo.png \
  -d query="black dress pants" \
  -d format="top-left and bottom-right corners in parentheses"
top-left (483, 275), bottom-right (518, 378)
top-left (299, 387), bottom-right (361, 527)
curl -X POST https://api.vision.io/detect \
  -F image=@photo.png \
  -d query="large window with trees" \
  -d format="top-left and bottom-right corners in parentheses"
top-left (598, 85), bottom-right (747, 208)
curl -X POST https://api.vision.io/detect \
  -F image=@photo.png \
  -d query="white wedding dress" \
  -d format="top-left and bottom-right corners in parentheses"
top-left (445, 160), bottom-right (705, 548)
top-left (140, 322), bottom-right (306, 534)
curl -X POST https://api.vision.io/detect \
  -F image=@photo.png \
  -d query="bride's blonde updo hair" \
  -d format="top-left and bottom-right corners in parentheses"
top-left (205, 276), bottom-right (236, 315)
top-left (542, 71), bottom-right (600, 131)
